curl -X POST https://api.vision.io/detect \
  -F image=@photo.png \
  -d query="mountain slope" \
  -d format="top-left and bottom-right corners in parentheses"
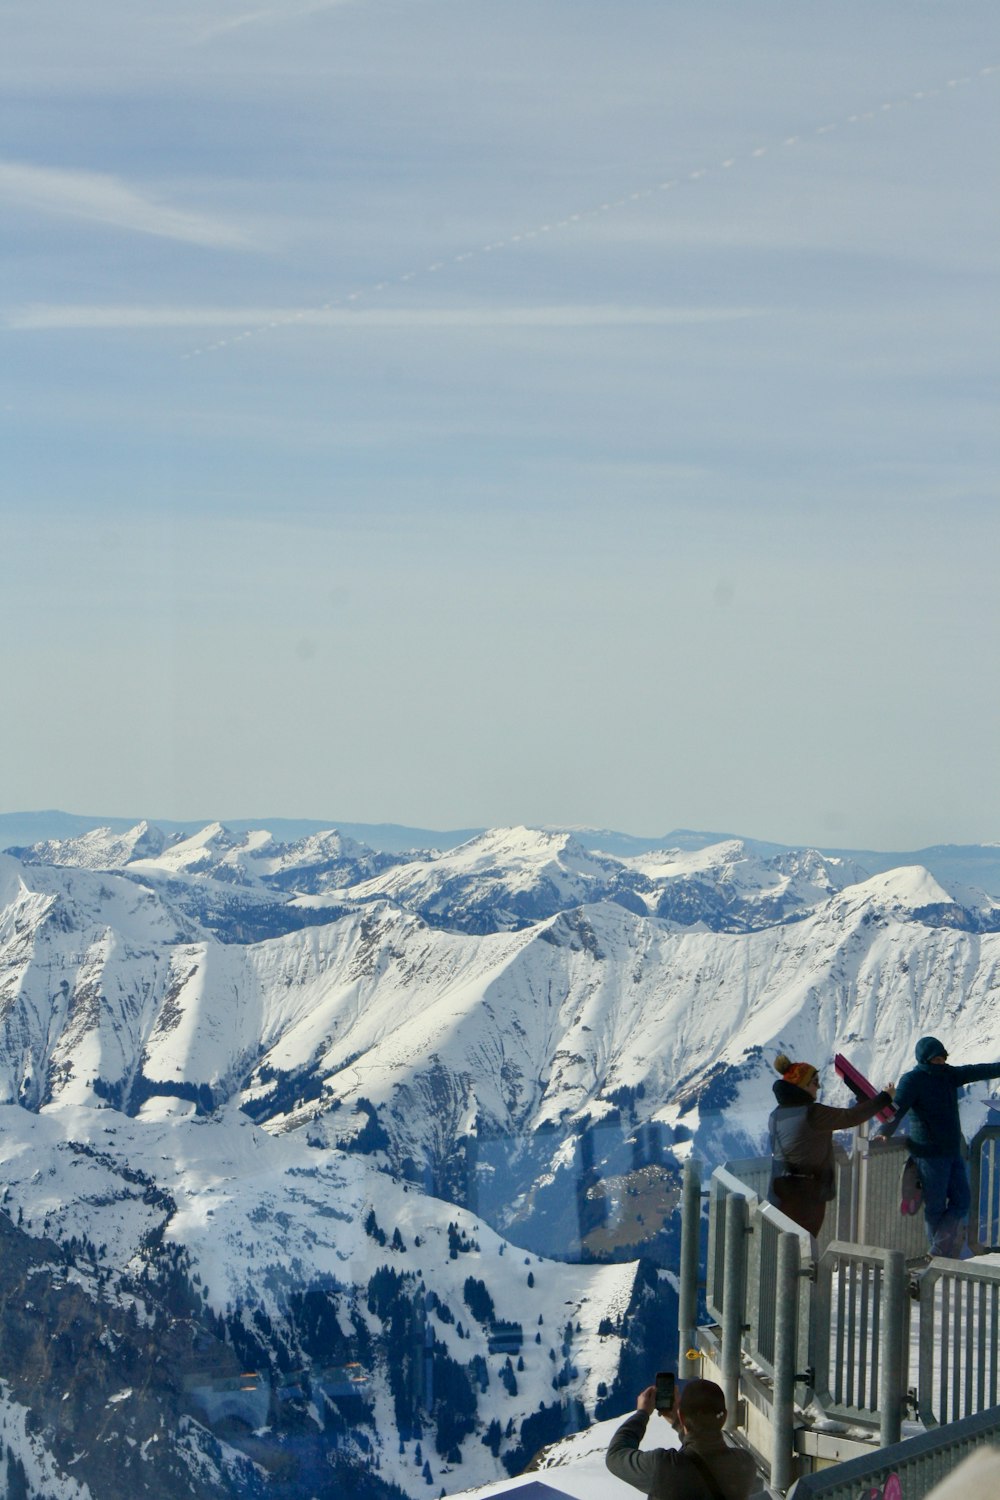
top-left (3, 827), bottom-right (1000, 1498)
top-left (0, 1099), bottom-right (636, 1499)
top-left (4, 850), bottom-right (1000, 1252)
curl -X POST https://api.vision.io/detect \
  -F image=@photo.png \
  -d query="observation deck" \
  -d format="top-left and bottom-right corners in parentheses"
top-left (677, 1126), bottom-right (1000, 1498)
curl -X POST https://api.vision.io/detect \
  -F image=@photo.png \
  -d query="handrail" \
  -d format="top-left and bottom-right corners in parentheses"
top-left (706, 1169), bottom-right (812, 1491)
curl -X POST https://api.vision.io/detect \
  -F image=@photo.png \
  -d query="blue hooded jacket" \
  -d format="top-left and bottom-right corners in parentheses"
top-left (882, 1040), bottom-right (1000, 1157)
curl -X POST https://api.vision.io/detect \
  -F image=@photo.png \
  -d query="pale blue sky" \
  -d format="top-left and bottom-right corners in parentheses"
top-left (2, 1), bottom-right (998, 849)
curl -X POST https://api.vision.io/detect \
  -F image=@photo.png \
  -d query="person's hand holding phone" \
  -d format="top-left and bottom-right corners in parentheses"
top-left (655, 1371), bottom-right (680, 1427)
top-left (637, 1372), bottom-right (680, 1427)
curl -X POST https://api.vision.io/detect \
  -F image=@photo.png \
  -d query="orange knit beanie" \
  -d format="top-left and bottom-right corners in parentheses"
top-left (775, 1053), bottom-right (817, 1089)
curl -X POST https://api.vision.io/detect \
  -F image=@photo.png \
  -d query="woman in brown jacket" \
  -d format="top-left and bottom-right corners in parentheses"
top-left (767, 1053), bottom-right (894, 1237)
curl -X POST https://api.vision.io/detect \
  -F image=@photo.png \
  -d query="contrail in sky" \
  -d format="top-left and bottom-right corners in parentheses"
top-left (197, 0), bottom-right (355, 42)
top-left (169, 61), bottom-right (992, 358)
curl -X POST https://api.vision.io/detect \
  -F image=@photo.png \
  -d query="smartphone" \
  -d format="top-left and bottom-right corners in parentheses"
top-left (654, 1370), bottom-right (675, 1413)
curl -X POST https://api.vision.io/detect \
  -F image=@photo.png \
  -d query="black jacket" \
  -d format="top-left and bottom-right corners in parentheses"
top-left (606, 1410), bottom-right (758, 1499)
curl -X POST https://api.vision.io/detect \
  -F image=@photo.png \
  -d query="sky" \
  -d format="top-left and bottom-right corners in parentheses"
top-left (2, 0), bottom-right (998, 852)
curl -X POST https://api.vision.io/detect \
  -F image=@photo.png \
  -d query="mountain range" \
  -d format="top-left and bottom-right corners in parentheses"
top-left (4, 809), bottom-right (1000, 895)
top-left (1, 816), bottom-right (999, 1499)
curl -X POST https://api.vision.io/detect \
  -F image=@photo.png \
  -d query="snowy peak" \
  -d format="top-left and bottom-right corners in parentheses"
top-left (446, 825), bottom-right (619, 877)
top-left (12, 819), bottom-right (174, 870)
top-left (16, 820), bottom-right (390, 906)
top-left (830, 863), bottom-right (990, 929)
top-left (320, 825), bottom-right (647, 933)
top-left (624, 836), bottom-right (856, 892)
top-left (130, 821), bottom-right (257, 881)
top-left (617, 838), bottom-right (868, 931)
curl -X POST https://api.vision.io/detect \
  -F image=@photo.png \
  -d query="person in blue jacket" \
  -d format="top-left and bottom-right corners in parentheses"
top-left (878, 1035), bottom-right (1000, 1257)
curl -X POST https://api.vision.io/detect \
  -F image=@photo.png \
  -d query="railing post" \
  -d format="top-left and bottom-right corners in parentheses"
top-left (851, 1119), bottom-right (867, 1244)
top-left (771, 1230), bottom-right (800, 1495)
top-left (678, 1159), bottom-right (702, 1378)
top-left (880, 1249), bottom-right (906, 1446)
top-left (721, 1191), bottom-right (747, 1430)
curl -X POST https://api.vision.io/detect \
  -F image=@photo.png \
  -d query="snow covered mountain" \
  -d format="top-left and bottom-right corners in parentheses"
top-left (12, 818), bottom-right (176, 870)
top-left (0, 1100), bottom-right (637, 1500)
top-left (13, 820), bottom-right (395, 893)
top-left (298, 827), bottom-right (877, 934)
top-left (13, 820), bottom-right (1000, 937)
top-left (2, 823), bottom-right (1000, 1499)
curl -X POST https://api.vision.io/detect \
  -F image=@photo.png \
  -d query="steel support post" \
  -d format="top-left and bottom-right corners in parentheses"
top-left (880, 1249), bottom-right (906, 1446)
top-left (771, 1230), bottom-right (800, 1495)
top-left (721, 1190), bottom-right (746, 1430)
top-left (678, 1158), bottom-right (702, 1379)
top-left (853, 1118), bottom-right (869, 1244)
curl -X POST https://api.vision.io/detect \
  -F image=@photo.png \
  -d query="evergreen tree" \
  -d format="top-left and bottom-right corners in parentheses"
top-left (482, 1417), bottom-right (503, 1456)
top-left (462, 1276), bottom-right (495, 1325)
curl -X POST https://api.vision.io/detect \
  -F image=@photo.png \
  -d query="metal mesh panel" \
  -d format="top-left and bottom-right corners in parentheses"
top-left (706, 1173), bottom-right (727, 1323)
top-left (971, 1127), bottom-right (1000, 1250)
top-left (708, 1166), bottom-right (761, 1324)
top-left (858, 1139), bottom-right (929, 1257)
top-left (813, 1245), bottom-right (899, 1422)
top-left (918, 1261), bottom-right (1000, 1426)
top-left (753, 1213), bottom-right (780, 1370)
top-left (744, 1199), bottom-right (813, 1383)
top-left (724, 1156), bottom-right (771, 1201)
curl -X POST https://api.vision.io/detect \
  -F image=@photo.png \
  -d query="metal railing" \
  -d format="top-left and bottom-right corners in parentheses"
top-left (970, 1125), bottom-right (1000, 1251)
top-left (699, 1166), bottom-right (815, 1491)
top-left (786, 1405), bottom-right (1000, 1500)
top-left (705, 1166), bottom-right (754, 1325)
top-left (707, 1165), bottom-right (1000, 1437)
top-left (745, 1199), bottom-right (814, 1391)
top-left (812, 1242), bottom-right (907, 1437)
top-left (686, 1126), bottom-right (1000, 1493)
top-left (916, 1258), bottom-right (1000, 1425)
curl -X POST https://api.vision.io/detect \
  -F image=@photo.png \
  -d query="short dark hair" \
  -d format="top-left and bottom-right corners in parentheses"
top-left (679, 1379), bottom-right (726, 1429)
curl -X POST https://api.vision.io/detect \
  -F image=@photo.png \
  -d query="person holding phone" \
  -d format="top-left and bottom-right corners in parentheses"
top-left (606, 1375), bottom-right (758, 1498)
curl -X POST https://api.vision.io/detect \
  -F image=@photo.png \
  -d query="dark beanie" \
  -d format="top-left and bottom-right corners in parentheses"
top-left (915, 1036), bottom-right (948, 1064)
top-left (679, 1379), bottom-right (726, 1425)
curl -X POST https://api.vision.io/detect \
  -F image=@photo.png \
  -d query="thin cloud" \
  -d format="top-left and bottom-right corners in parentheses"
top-left (6, 303), bottom-right (768, 332)
top-left (0, 160), bottom-right (252, 249)
top-left (197, 0), bottom-right (356, 42)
